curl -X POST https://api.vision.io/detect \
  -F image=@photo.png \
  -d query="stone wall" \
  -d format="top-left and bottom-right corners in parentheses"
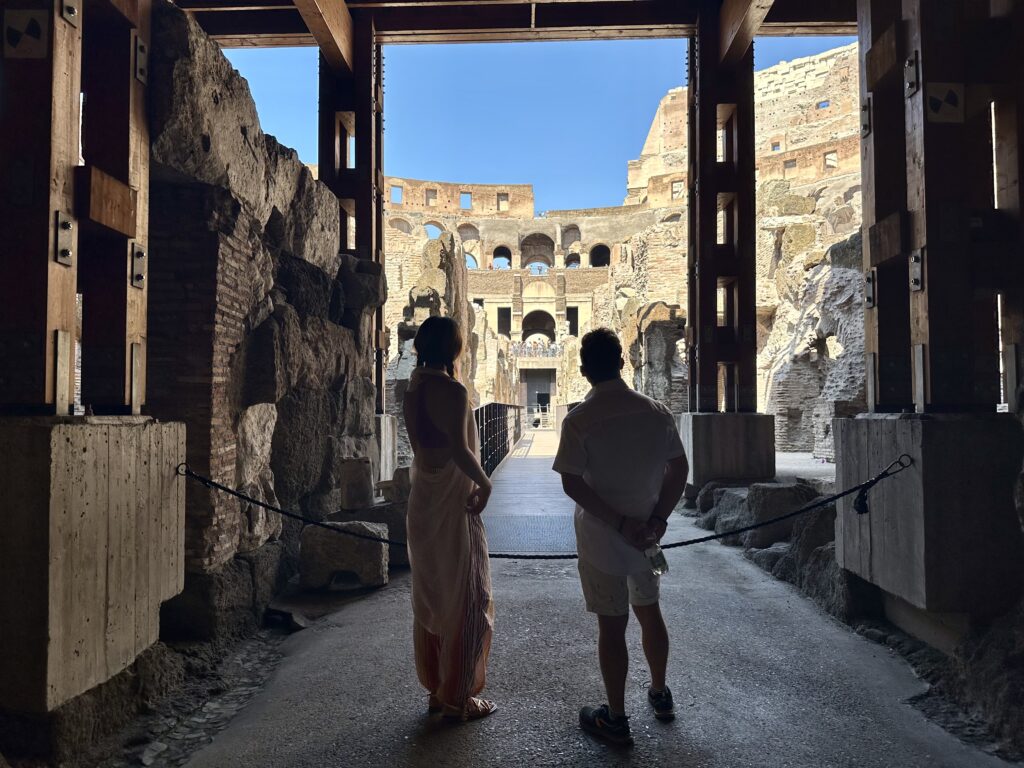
top-left (146, 0), bottom-right (383, 637)
top-left (381, 41), bottom-right (866, 458)
top-left (755, 178), bottom-right (865, 457)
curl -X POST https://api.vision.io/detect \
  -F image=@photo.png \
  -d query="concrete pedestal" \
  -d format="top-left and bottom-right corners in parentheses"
top-left (678, 413), bottom-right (776, 495)
top-left (0, 417), bottom-right (186, 714)
top-left (835, 413), bottom-right (1023, 621)
top-left (374, 414), bottom-right (398, 485)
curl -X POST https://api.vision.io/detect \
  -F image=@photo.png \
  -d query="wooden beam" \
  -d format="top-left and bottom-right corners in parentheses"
top-left (74, 165), bottom-right (138, 238)
top-left (720, 0), bottom-right (774, 65)
top-left (0, 1), bottom-right (82, 411)
top-left (294, 0), bottom-right (353, 73)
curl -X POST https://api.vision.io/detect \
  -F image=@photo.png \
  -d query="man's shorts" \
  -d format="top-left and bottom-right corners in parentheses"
top-left (577, 559), bottom-right (660, 617)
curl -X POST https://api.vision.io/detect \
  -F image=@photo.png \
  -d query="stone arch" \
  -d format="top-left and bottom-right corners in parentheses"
top-left (457, 223), bottom-right (480, 252)
top-left (389, 217), bottom-right (413, 234)
top-left (424, 221), bottom-right (445, 239)
top-left (589, 243), bottom-right (611, 267)
top-left (466, 253), bottom-right (479, 269)
top-left (492, 245), bottom-right (512, 270)
top-left (521, 309), bottom-right (557, 342)
top-left (523, 281), bottom-right (556, 299)
top-left (521, 233), bottom-right (555, 269)
top-left (561, 224), bottom-right (581, 252)
top-left (661, 213), bottom-right (682, 223)
top-left (565, 252), bottom-right (581, 269)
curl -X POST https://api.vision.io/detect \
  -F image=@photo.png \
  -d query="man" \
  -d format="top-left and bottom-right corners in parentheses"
top-left (552, 328), bottom-right (689, 747)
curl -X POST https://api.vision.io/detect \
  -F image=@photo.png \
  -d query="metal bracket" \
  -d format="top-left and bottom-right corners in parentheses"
top-left (904, 50), bottom-right (920, 98)
top-left (861, 98), bottom-right (872, 138)
top-left (909, 249), bottom-right (924, 291)
top-left (55, 211), bottom-right (74, 266)
top-left (864, 271), bottom-right (876, 307)
top-left (131, 242), bottom-right (147, 289)
top-left (134, 34), bottom-right (149, 85)
top-left (61, 0), bottom-right (81, 28)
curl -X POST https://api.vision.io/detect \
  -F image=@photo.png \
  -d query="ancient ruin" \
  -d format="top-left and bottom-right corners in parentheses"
top-left (383, 44), bottom-right (864, 458)
top-left (3, 0), bottom-right (1024, 765)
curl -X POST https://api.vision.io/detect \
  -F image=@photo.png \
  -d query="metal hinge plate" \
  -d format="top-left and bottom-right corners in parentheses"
top-left (55, 211), bottom-right (74, 266)
top-left (61, 0), bottom-right (81, 28)
top-left (904, 50), bottom-right (920, 98)
top-left (861, 98), bottom-right (872, 138)
top-left (864, 271), bottom-right (876, 307)
top-left (909, 249), bottom-right (924, 291)
top-left (131, 242), bottom-right (147, 289)
top-left (134, 34), bottom-right (148, 84)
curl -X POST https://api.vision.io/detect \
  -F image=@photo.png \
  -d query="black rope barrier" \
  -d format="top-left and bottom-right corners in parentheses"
top-left (175, 453), bottom-right (912, 561)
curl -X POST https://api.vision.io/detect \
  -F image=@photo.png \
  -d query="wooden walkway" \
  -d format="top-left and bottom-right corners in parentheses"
top-left (484, 430), bottom-right (577, 553)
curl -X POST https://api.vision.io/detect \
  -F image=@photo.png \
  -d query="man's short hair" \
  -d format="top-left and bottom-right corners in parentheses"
top-left (580, 328), bottom-right (622, 381)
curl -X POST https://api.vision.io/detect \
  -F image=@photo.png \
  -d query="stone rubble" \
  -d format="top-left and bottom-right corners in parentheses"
top-left (299, 522), bottom-right (390, 591)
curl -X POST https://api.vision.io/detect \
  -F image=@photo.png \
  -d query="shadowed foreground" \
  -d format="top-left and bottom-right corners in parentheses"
top-left (185, 435), bottom-right (1004, 768)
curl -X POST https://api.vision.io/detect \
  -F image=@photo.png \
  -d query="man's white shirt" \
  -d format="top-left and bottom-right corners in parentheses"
top-left (552, 378), bottom-right (686, 576)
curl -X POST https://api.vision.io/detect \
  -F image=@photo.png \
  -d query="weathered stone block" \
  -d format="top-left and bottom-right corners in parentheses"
top-left (679, 413), bottom-right (775, 491)
top-left (329, 456), bottom-right (376, 510)
top-left (710, 488), bottom-right (750, 545)
top-left (330, 502), bottom-right (409, 566)
top-left (742, 481), bottom-right (820, 549)
top-left (748, 542), bottom-right (791, 573)
top-left (300, 522), bottom-right (389, 589)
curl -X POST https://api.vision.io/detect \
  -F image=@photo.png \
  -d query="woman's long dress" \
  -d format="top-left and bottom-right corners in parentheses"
top-left (405, 368), bottom-right (494, 707)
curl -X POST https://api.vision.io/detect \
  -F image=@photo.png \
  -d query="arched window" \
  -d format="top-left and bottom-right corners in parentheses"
top-left (457, 223), bottom-right (480, 246)
top-left (589, 243), bottom-right (611, 267)
top-left (521, 233), bottom-right (555, 270)
top-left (561, 224), bottom-right (581, 252)
top-left (389, 218), bottom-right (412, 234)
top-left (521, 310), bottom-right (557, 342)
top-left (492, 245), bottom-right (512, 270)
top-left (424, 222), bottom-right (445, 239)
top-left (528, 263), bottom-right (549, 276)
top-left (565, 253), bottom-right (581, 269)
top-left (466, 254), bottom-right (479, 269)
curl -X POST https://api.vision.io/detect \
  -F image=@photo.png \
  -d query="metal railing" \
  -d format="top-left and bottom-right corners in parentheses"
top-left (526, 405), bottom-right (553, 430)
top-left (510, 342), bottom-right (563, 359)
top-left (473, 403), bottom-right (524, 476)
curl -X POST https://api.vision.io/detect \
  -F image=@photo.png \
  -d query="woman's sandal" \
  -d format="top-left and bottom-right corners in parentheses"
top-left (442, 697), bottom-right (497, 722)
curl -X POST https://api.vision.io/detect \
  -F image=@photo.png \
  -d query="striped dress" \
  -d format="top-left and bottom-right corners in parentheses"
top-left (405, 368), bottom-right (494, 709)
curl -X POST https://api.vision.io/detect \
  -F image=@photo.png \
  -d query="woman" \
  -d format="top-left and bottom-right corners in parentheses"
top-left (403, 316), bottom-right (497, 721)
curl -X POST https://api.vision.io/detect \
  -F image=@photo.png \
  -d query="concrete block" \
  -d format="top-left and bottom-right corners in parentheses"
top-left (679, 413), bottom-right (776, 491)
top-left (0, 417), bottom-right (186, 714)
top-left (300, 521), bottom-right (389, 589)
top-left (835, 413), bottom-right (1023, 617)
top-left (375, 414), bottom-right (398, 485)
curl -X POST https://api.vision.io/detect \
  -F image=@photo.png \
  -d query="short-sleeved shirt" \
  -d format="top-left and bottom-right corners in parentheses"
top-left (552, 378), bottom-right (686, 576)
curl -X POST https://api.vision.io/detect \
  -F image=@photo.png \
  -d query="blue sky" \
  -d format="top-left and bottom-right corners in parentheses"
top-left (226, 36), bottom-right (853, 212)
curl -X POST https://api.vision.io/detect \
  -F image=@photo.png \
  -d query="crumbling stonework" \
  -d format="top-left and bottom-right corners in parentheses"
top-left (147, 0), bottom-right (384, 638)
top-left (756, 180), bottom-right (866, 457)
top-left (381, 43), bottom-right (865, 457)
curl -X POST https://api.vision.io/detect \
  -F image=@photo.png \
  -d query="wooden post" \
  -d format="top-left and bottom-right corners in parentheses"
top-left (0, 0), bottom-right (83, 412)
top-left (76, 0), bottom-right (150, 414)
top-left (858, 0), bottom-right (913, 411)
top-left (904, 0), bottom-right (1000, 411)
top-left (687, 1), bottom-right (756, 413)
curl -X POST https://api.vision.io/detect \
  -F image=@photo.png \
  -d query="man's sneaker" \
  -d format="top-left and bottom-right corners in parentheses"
top-left (648, 685), bottom-right (675, 721)
top-left (579, 704), bottom-right (634, 747)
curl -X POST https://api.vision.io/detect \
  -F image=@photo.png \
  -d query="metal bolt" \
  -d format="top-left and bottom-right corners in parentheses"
top-left (139, 67), bottom-right (146, 77)
top-left (60, 248), bottom-right (72, 258)
top-left (66, 4), bottom-right (77, 15)
top-left (135, 250), bottom-right (145, 259)
top-left (866, 275), bottom-right (873, 283)
top-left (906, 58), bottom-right (913, 67)
top-left (139, 43), bottom-right (146, 53)
top-left (135, 273), bottom-right (145, 282)
top-left (60, 220), bottom-right (73, 231)
top-left (911, 278), bottom-right (921, 286)
top-left (910, 254), bottom-right (920, 263)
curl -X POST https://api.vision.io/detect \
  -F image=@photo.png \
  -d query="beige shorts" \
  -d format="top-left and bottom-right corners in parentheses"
top-left (577, 560), bottom-right (660, 617)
